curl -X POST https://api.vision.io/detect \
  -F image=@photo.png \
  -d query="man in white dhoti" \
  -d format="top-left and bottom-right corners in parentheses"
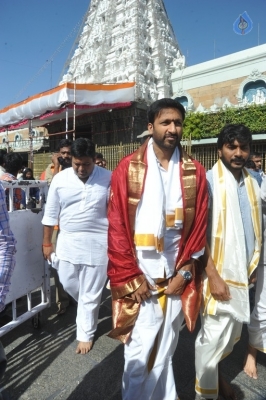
top-left (108, 98), bottom-right (208, 400)
top-left (42, 138), bottom-right (111, 354)
top-left (195, 124), bottom-right (262, 400)
top-left (244, 175), bottom-right (266, 379)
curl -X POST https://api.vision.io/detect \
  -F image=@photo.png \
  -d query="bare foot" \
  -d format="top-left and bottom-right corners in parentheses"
top-left (76, 341), bottom-right (93, 355)
top-left (219, 373), bottom-right (237, 400)
top-left (243, 344), bottom-right (258, 379)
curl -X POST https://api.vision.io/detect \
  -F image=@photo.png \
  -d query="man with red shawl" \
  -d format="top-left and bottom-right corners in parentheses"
top-left (108, 98), bottom-right (208, 400)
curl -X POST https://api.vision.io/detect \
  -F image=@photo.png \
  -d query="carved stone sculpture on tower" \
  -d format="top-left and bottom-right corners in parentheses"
top-left (59, 0), bottom-right (184, 103)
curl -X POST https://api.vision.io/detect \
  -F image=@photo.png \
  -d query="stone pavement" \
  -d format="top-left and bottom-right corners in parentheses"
top-left (0, 282), bottom-right (266, 400)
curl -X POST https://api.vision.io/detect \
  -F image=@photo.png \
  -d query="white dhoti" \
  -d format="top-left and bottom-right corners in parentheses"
top-left (57, 259), bottom-right (107, 342)
top-left (123, 294), bottom-right (183, 400)
top-left (195, 313), bottom-right (242, 399)
top-left (248, 264), bottom-right (266, 353)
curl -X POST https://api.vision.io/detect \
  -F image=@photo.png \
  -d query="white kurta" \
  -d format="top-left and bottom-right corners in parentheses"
top-left (42, 166), bottom-right (111, 265)
top-left (42, 165), bottom-right (111, 341)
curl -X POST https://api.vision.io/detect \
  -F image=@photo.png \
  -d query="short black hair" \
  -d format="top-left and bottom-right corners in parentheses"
top-left (245, 159), bottom-right (256, 169)
top-left (95, 152), bottom-right (103, 159)
top-left (147, 98), bottom-right (186, 124)
top-left (57, 138), bottom-right (72, 151)
top-left (0, 149), bottom-right (7, 166)
top-left (4, 153), bottom-right (23, 175)
top-left (249, 151), bottom-right (262, 158)
top-left (217, 124), bottom-right (252, 150)
top-left (23, 167), bottom-right (34, 180)
top-left (71, 138), bottom-right (95, 159)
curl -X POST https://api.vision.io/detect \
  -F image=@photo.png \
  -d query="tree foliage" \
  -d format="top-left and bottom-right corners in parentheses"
top-left (183, 104), bottom-right (266, 139)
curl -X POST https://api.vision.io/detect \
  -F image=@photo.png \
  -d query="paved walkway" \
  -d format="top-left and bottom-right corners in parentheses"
top-left (0, 282), bottom-right (266, 400)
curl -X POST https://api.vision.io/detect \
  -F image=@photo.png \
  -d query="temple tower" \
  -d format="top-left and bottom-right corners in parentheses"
top-left (59, 0), bottom-right (184, 103)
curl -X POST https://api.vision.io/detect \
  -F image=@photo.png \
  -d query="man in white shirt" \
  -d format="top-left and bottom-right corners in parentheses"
top-left (42, 138), bottom-right (111, 354)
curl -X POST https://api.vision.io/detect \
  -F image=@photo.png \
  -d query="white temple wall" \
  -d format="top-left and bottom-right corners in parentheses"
top-left (172, 44), bottom-right (266, 110)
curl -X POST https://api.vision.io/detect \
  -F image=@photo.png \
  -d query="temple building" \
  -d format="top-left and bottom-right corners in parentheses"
top-left (171, 43), bottom-right (266, 112)
top-left (0, 127), bottom-right (49, 152)
top-left (56, 0), bottom-right (184, 145)
top-left (171, 43), bottom-right (266, 170)
top-left (60, 0), bottom-right (184, 102)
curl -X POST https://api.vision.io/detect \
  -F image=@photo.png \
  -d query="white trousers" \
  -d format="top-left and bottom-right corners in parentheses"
top-left (123, 294), bottom-right (183, 400)
top-left (195, 313), bottom-right (242, 400)
top-left (58, 260), bottom-right (107, 342)
top-left (248, 264), bottom-right (266, 353)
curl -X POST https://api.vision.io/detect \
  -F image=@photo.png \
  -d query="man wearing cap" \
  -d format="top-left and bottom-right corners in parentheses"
top-left (136, 130), bottom-right (151, 144)
top-left (108, 98), bottom-right (208, 400)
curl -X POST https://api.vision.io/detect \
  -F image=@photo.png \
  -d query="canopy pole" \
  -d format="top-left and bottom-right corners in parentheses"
top-left (65, 106), bottom-right (68, 139)
top-left (29, 120), bottom-right (33, 168)
top-left (6, 127), bottom-right (9, 153)
top-left (73, 78), bottom-right (76, 141)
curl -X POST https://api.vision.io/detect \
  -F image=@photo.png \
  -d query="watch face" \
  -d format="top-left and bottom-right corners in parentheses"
top-left (183, 271), bottom-right (192, 280)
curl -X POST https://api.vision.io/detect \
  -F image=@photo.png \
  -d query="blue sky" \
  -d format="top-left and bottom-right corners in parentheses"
top-left (0, 0), bottom-right (265, 110)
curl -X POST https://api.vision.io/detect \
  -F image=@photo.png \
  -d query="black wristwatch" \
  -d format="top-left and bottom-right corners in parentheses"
top-left (178, 270), bottom-right (192, 281)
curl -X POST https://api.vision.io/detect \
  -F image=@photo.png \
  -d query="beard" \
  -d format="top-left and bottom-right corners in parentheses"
top-left (58, 157), bottom-right (72, 169)
top-left (61, 161), bottom-right (72, 170)
top-left (152, 134), bottom-right (179, 150)
top-left (220, 156), bottom-right (246, 172)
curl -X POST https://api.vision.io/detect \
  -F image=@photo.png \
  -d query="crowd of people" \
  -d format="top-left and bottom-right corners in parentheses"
top-left (0, 98), bottom-right (265, 399)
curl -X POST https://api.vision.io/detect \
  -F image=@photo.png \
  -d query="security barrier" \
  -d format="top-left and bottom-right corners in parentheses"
top-left (0, 180), bottom-right (50, 336)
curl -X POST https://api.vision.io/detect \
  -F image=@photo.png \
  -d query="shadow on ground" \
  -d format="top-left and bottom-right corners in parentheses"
top-left (0, 284), bottom-right (265, 400)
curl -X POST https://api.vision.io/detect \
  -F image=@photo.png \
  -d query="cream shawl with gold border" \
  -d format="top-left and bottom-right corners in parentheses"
top-left (204, 159), bottom-right (261, 322)
top-left (134, 138), bottom-right (183, 253)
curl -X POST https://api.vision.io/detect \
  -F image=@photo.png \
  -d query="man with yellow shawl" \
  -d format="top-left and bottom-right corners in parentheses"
top-left (108, 98), bottom-right (208, 400)
top-left (195, 124), bottom-right (262, 400)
